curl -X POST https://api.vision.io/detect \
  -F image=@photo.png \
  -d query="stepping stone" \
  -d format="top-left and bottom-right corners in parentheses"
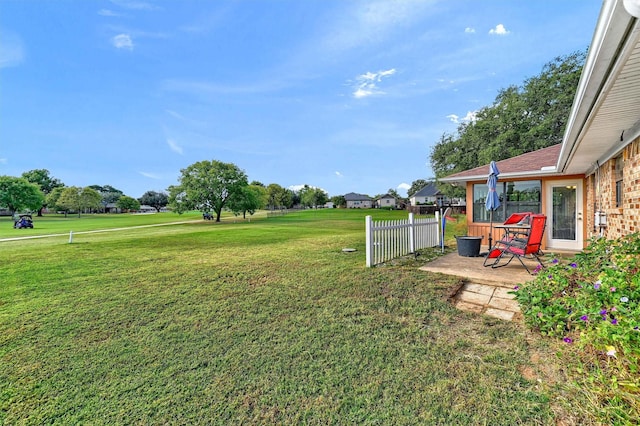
top-left (487, 297), bottom-right (521, 312)
top-left (493, 287), bottom-right (517, 299)
top-left (455, 301), bottom-right (484, 314)
top-left (485, 308), bottom-right (515, 321)
top-left (457, 290), bottom-right (492, 305)
top-left (462, 282), bottom-right (496, 296)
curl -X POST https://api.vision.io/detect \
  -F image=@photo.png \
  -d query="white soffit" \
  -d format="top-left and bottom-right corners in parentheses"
top-left (561, 0), bottom-right (640, 175)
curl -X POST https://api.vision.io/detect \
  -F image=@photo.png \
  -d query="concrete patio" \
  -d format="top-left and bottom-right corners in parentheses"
top-left (420, 250), bottom-right (542, 321)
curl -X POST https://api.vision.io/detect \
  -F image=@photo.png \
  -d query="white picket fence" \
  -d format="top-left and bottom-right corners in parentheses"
top-left (365, 213), bottom-right (441, 267)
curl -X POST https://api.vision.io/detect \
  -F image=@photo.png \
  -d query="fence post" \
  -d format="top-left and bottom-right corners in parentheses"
top-left (408, 213), bottom-right (415, 253)
top-left (435, 211), bottom-right (441, 249)
top-left (365, 215), bottom-right (373, 267)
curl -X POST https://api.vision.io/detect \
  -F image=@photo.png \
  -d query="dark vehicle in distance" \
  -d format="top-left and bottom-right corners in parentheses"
top-left (14, 214), bottom-right (34, 229)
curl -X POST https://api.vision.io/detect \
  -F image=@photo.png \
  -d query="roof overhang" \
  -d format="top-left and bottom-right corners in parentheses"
top-left (440, 168), bottom-right (562, 186)
top-left (558, 0), bottom-right (640, 176)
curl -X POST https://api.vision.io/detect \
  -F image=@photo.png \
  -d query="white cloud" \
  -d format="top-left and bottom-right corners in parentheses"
top-left (288, 184), bottom-right (327, 193)
top-left (447, 111), bottom-right (477, 123)
top-left (166, 138), bottom-right (183, 154)
top-left (139, 171), bottom-right (161, 179)
top-left (112, 34), bottom-right (134, 50)
top-left (98, 9), bottom-right (122, 17)
top-left (322, 0), bottom-right (433, 53)
top-left (110, 0), bottom-right (159, 11)
top-left (335, 171), bottom-right (343, 177)
top-left (397, 182), bottom-right (410, 191)
top-left (354, 88), bottom-right (374, 99)
top-left (352, 68), bottom-right (396, 98)
top-left (465, 27), bottom-right (475, 33)
top-left (0, 158), bottom-right (7, 164)
top-left (0, 30), bottom-right (25, 68)
top-left (289, 184), bottom-right (306, 192)
top-left (165, 109), bottom-right (185, 120)
top-left (489, 24), bottom-right (510, 35)
top-left (462, 111), bottom-right (478, 122)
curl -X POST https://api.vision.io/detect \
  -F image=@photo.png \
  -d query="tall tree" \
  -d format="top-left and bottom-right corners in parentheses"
top-left (116, 195), bottom-right (141, 212)
top-left (266, 183), bottom-right (292, 210)
top-left (0, 176), bottom-right (45, 217)
top-left (56, 186), bottom-right (102, 217)
top-left (89, 185), bottom-right (124, 211)
top-left (139, 191), bottom-right (169, 212)
top-left (21, 169), bottom-right (64, 216)
top-left (430, 51), bottom-right (586, 188)
top-left (228, 184), bottom-right (266, 219)
top-left (299, 185), bottom-right (328, 209)
top-left (330, 195), bottom-right (346, 208)
top-left (168, 160), bottom-right (248, 222)
top-left (45, 187), bottom-right (65, 214)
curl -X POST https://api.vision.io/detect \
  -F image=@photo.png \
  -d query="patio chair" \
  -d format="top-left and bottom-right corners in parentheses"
top-left (483, 212), bottom-right (533, 267)
top-left (486, 214), bottom-right (547, 274)
top-left (503, 211), bottom-right (533, 242)
top-left (504, 211), bottom-right (533, 225)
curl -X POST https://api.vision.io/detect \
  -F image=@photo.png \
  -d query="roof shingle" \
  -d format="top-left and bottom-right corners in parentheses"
top-left (441, 144), bottom-right (561, 182)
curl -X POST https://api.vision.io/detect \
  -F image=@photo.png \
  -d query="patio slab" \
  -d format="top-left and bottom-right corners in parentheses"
top-left (420, 251), bottom-right (538, 321)
top-left (419, 251), bottom-right (538, 287)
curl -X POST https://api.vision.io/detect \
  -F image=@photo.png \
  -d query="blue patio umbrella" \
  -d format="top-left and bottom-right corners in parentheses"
top-left (485, 161), bottom-right (501, 250)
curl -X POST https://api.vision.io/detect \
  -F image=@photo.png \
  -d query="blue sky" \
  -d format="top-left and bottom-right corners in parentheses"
top-left (0, 0), bottom-right (602, 199)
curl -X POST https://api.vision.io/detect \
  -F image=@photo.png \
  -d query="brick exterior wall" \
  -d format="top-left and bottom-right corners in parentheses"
top-left (587, 137), bottom-right (640, 240)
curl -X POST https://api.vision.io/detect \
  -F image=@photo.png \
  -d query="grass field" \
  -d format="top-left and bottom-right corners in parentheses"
top-left (1, 209), bottom-right (578, 424)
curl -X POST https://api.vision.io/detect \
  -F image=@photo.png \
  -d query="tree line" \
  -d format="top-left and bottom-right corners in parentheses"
top-left (0, 164), bottom-right (335, 222)
top-left (429, 50), bottom-right (586, 197)
top-left (167, 160), bottom-right (335, 222)
top-left (0, 170), bottom-right (171, 218)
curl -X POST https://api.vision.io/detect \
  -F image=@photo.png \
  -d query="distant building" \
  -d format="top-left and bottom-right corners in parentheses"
top-left (344, 192), bottom-right (373, 208)
top-left (410, 183), bottom-right (442, 206)
top-left (104, 203), bottom-right (122, 214)
top-left (375, 194), bottom-right (397, 209)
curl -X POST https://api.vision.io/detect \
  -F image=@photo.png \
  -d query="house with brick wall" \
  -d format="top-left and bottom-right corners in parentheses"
top-left (441, 0), bottom-right (640, 251)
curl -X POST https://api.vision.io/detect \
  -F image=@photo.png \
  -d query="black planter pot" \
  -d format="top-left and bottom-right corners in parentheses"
top-left (455, 236), bottom-right (482, 257)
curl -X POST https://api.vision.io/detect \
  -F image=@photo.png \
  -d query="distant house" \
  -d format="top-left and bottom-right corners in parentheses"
top-left (375, 194), bottom-right (397, 209)
top-left (344, 192), bottom-right (373, 208)
top-left (104, 203), bottom-right (122, 214)
top-left (410, 183), bottom-right (444, 206)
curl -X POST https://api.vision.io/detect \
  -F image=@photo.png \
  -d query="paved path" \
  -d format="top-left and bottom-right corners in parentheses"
top-left (0, 220), bottom-right (199, 243)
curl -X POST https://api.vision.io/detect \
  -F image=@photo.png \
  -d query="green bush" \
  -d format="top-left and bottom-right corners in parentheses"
top-left (513, 233), bottom-right (640, 422)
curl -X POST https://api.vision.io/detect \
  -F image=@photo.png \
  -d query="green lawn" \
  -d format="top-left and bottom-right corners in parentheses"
top-left (1, 209), bottom-right (573, 424)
